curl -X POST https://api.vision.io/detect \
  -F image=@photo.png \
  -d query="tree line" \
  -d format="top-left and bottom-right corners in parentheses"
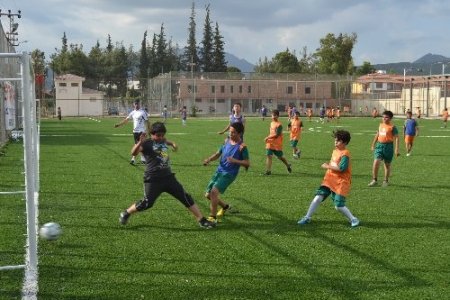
top-left (30, 2), bottom-right (374, 100)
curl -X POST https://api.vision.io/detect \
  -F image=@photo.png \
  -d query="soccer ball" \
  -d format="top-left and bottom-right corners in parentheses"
top-left (39, 222), bottom-right (62, 241)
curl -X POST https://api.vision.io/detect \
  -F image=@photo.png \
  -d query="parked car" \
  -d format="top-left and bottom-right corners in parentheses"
top-left (108, 107), bottom-right (119, 115)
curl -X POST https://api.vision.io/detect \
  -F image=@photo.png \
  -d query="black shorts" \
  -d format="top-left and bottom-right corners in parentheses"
top-left (135, 174), bottom-right (195, 211)
top-left (133, 132), bottom-right (144, 144)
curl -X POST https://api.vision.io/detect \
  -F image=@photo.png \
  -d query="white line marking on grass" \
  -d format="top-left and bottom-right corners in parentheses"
top-left (41, 135), bottom-right (83, 137)
top-left (420, 136), bottom-right (450, 138)
top-left (169, 133), bottom-right (188, 135)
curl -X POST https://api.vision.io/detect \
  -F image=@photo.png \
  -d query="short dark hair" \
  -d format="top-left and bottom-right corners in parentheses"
top-left (333, 130), bottom-right (351, 145)
top-left (150, 122), bottom-right (166, 134)
top-left (230, 122), bottom-right (244, 134)
top-left (382, 110), bottom-right (394, 119)
top-left (272, 109), bottom-right (280, 116)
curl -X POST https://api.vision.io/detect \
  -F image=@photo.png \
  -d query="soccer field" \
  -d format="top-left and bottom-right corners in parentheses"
top-left (1, 116), bottom-right (449, 299)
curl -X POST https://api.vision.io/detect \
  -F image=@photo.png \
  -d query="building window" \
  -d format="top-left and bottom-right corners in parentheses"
top-left (247, 85), bottom-right (252, 93)
top-left (59, 83), bottom-right (67, 87)
top-left (305, 87), bottom-right (311, 94)
top-left (188, 85), bottom-right (197, 93)
top-left (218, 99), bottom-right (225, 103)
top-left (220, 85), bottom-right (225, 93)
top-left (239, 85), bottom-right (243, 93)
top-left (376, 83), bottom-right (383, 89)
top-left (287, 86), bottom-right (293, 94)
top-left (230, 86), bottom-right (234, 93)
top-left (195, 98), bottom-right (202, 103)
top-left (211, 85), bottom-right (215, 93)
top-left (71, 83), bottom-right (79, 87)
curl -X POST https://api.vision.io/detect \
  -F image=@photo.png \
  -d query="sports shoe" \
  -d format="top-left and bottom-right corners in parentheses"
top-left (263, 170), bottom-right (272, 176)
top-left (287, 164), bottom-right (292, 173)
top-left (206, 216), bottom-right (217, 225)
top-left (351, 218), bottom-right (360, 227)
top-left (406, 153), bottom-right (411, 157)
top-left (367, 180), bottom-right (377, 187)
top-left (217, 205), bottom-right (232, 218)
top-left (130, 159), bottom-right (135, 165)
top-left (293, 153), bottom-right (299, 159)
top-left (297, 216), bottom-right (311, 225)
top-left (382, 180), bottom-right (389, 188)
top-left (296, 150), bottom-right (301, 158)
top-left (119, 211), bottom-right (129, 225)
top-left (198, 217), bottom-right (216, 229)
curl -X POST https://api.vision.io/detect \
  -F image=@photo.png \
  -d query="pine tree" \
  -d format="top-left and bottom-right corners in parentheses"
top-left (212, 22), bottom-right (227, 72)
top-left (139, 31), bottom-right (149, 98)
top-left (199, 4), bottom-right (213, 72)
top-left (182, 2), bottom-right (199, 72)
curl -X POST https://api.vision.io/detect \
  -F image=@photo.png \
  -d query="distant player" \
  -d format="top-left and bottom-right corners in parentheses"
top-left (368, 110), bottom-right (400, 187)
top-left (442, 108), bottom-right (448, 128)
top-left (403, 110), bottom-right (419, 156)
top-left (298, 130), bottom-right (359, 227)
top-left (114, 99), bottom-right (149, 165)
top-left (264, 109), bottom-right (292, 175)
top-left (180, 106), bottom-right (187, 126)
top-left (289, 111), bottom-right (303, 159)
top-left (218, 103), bottom-right (245, 139)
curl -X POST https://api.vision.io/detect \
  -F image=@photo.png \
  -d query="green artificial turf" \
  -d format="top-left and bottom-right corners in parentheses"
top-left (1, 115), bottom-right (449, 299)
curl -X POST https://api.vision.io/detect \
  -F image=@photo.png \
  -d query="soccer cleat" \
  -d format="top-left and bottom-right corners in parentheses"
top-left (367, 180), bottom-right (377, 187)
top-left (297, 216), bottom-right (311, 225)
top-left (130, 159), bottom-right (135, 165)
top-left (351, 218), bottom-right (360, 227)
top-left (406, 153), bottom-right (411, 157)
top-left (293, 153), bottom-right (299, 159)
top-left (217, 205), bottom-right (232, 218)
top-left (296, 150), bottom-right (302, 158)
top-left (119, 211), bottom-right (129, 225)
top-left (206, 216), bottom-right (218, 225)
top-left (198, 217), bottom-right (216, 229)
top-left (287, 164), bottom-right (292, 173)
top-left (382, 180), bottom-right (389, 188)
top-left (263, 171), bottom-right (272, 176)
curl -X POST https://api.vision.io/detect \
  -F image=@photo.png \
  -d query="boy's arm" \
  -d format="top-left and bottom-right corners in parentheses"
top-left (394, 135), bottom-right (400, 157)
top-left (131, 133), bottom-right (146, 156)
top-left (370, 132), bottom-right (379, 150)
top-left (114, 117), bottom-right (128, 128)
top-left (218, 124), bottom-right (230, 134)
top-left (165, 139), bottom-right (178, 152)
top-left (203, 151), bottom-right (221, 166)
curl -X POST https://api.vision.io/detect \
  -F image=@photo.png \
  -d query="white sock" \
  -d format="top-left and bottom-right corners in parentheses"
top-left (305, 195), bottom-right (323, 218)
top-left (335, 206), bottom-right (355, 221)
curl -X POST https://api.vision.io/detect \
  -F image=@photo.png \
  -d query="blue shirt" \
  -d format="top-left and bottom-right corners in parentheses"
top-left (404, 118), bottom-right (418, 136)
top-left (217, 139), bottom-right (249, 176)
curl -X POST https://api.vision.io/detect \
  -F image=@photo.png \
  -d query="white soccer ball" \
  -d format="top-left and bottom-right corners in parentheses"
top-left (39, 222), bottom-right (62, 241)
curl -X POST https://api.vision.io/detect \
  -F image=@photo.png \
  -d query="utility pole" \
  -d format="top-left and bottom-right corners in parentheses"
top-left (0, 9), bottom-right (22, 48)
top-left (188, 56), bottom-right (196, 114)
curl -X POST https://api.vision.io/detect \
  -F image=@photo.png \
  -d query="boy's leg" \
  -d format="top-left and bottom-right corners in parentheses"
top-left (278, 156), bottom-right (292, 173)
top-left (335, 206), bottom-right (355, 221)
top-left (383, 162), bottom-right (391, 182)
top-left (208, 187), bottom-right (220, 219)
top-left (265, 154), bottom-right (273, 173)
top-left (305, 195), bottom-right (324, 218)
top-left (371, 159), bottom-right (381, 180)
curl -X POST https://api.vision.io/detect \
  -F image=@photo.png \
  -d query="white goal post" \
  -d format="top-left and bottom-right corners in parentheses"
top-left (0, 52), bottom-right (40, 299)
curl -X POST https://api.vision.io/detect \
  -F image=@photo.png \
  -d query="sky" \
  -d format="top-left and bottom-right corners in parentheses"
top-left (2, 0), bottom-right (450, 66)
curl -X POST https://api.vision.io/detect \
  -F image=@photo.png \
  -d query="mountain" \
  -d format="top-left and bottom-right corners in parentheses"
top-left (225, 53), bottom-right (255, 73)
top-left (371, 53), bottom-right (450, 76)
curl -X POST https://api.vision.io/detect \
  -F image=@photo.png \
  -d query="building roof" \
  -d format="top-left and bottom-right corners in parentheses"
top-left (55, 74), bottom-right (85, 81)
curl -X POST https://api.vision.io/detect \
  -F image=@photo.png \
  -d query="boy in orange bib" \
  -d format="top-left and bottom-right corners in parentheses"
top-left (297, 130), bottom-right (359, 227)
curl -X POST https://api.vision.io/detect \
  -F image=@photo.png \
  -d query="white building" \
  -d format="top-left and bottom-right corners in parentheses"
top-left (55, 74), bottom-right (105, 116)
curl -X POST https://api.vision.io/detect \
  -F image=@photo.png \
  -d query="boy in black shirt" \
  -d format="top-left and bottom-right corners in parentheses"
top-left (119, 122), bottom-right (215, 229)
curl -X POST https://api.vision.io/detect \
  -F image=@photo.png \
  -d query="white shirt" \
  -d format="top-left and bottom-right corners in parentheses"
top-left (127, 109), bottom-right (148, 133)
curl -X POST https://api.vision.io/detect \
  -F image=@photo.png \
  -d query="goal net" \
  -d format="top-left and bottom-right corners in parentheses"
top-left (0, 52), bottom-right (40, 299)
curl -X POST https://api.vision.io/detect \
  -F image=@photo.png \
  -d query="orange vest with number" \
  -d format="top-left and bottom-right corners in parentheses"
top-left (377, 123), bottom-right (395, 143)
top-left (321, 149), bottom-right (352, 196)
top-left (266, 120), bottom-right (283, 150)
top-left (290, 118), bottom-right (302, 140)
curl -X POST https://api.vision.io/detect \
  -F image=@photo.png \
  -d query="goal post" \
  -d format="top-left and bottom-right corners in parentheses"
top-left (0, 52), bottom-right (40, 299)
